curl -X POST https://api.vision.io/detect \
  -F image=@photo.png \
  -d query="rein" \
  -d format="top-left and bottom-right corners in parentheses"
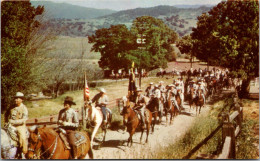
top-left (29, 132), bottom-right (58, 159)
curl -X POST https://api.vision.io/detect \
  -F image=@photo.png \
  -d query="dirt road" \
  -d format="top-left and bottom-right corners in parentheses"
top-left (87, 103), bottom-right (210, 159)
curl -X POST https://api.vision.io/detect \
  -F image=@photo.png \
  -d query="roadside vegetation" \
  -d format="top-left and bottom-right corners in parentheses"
top-left (144, 93), bottom-right (259, 159)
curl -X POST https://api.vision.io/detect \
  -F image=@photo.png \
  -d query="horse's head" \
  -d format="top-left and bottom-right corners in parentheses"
top-left (27, 126), bottom-right (42, 159)
top-left (121, 96), bottom-right (135, 124)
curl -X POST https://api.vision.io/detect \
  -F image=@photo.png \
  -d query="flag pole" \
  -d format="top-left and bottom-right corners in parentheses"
top-left (82, 72), bottom-right (87, 128)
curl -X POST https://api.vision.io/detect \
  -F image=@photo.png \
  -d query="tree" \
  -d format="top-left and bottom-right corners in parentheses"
top-left (176, 35), bottom-right (194, 67)
top-left (191, 0), bottom-right (259, 98)
top-left (88, 24), bottom-right (136, 71)
top-left (1, 1), bottom-right (44, 111)
top-left (130, 16), bottom-right (178, 70)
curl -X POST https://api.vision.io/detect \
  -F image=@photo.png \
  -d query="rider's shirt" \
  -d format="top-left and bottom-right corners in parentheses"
top-left (145, 86), bottom-right (154, 97)
top-left (135, 94), bottom-right (146, 107)
top-left (9, 103), bottom-right (28, 126)
top-left (158, 85), bottom-right (166, 93)
top-left (154, 88), bottom-right (161, 98)
top-left (92, 93), bottom-right (109, 107)
top-left (58, 108), bottom-right (79, 129)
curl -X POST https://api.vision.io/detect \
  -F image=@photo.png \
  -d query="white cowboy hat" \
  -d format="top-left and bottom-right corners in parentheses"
top-left (159, 81), bottom-right (164, 84)
top-left (13, 92), bottom-right (24, 98)
top-left (136, 88), bottom-right (142, 92)
top-left (99, 88), bottom-right (106, 93)
top-left (150, 82), bottom-right (154, 85)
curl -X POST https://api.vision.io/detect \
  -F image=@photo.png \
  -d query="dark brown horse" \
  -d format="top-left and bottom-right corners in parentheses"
top-left (195, 89), bottom-right (204, 115)
top-left (146, 97), bottom-right (162, 133)
top-left (27, 126), bottom-right (93, 159)
top-left (121, 99), bottom-right (152, 146)
top-left (165, 92), bottom-right (178, 125)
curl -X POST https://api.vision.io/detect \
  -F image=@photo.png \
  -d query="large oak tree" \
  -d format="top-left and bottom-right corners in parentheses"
top-left (191, 0), bottom-right (259, 98)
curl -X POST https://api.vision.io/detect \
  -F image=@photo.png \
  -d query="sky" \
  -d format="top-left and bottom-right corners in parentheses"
top-left (47, 0), bottom-right (223, 11)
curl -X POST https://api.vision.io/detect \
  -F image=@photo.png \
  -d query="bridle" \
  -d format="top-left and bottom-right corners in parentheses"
top-left (28, 131), bottom-right (58, 159)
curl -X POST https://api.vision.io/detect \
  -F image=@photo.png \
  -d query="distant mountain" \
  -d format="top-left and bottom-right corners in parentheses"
top-left (31, 1), bottom-right (116, 19)
top-left (39, 4), bottom-right (213, 37)
top-left (173, 4), bottom-right (214, 8)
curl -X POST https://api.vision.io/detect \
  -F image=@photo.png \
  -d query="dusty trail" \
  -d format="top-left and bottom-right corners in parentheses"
top-left (87, 103), bottom-right (210, 159)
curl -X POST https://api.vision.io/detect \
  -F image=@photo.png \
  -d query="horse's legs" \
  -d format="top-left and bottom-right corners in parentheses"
top-left (140, 128), bottom-right (144, 144)
top-left (91, 124), bottom-right (100, 147)
top-left (102, 128), bottom-right (107, 143)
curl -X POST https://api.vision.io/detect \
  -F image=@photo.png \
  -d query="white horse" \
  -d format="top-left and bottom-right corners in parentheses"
top-left (1, 128), bottom-right (18, 159)
top-left (1, 123), bottom-right (29, 159)
top-left (84, 100), bottom-right (111, 148)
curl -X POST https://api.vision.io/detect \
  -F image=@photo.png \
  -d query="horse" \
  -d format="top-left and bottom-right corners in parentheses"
top-left (1, 123), bottom-right (29, 159)
top-left (27, 126), bottom-right (93, 159)
top-left (165, 92), bottom-right (178, 125)
top-left (194, 89), bottom-right (204, 115)
top-left (146, 96), bottom-right (162, 133)
top-left (1, 128), bottom-right (19, 159)
top-left (84, 100), bottom-right (112, 147)
top-left (121, 97), bottom-right (152, 146)
top-left (175, 89), bottom-right (183, 111)
top-left (187, 87), bottom-right (196, 112)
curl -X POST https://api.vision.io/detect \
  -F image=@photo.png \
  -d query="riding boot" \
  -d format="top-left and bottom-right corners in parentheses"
top-left (141, 114), bottom-right (146, 128)
top-left (59, 133), bottom-right (71, 150)
top-left (71, 146), bottom-right (77, 159)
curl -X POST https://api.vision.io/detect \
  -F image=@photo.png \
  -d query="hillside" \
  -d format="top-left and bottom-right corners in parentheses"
top-left (31, 1), bottom-right (116, 19)
top-left (38, 4), bottom-right (212, 37)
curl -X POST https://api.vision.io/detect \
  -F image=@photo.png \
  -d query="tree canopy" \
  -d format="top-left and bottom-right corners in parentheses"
top-left (88, 16), bottom-right (178, 71)
top-left (191, 0), bottom-right (259, 97)
top-left (1, 1), bottom-right (44, 111)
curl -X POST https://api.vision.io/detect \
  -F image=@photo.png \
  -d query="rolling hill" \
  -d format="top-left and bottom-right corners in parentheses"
top-left (34, 2), bottom-right (213, 37)
top-left (31, 1), bottom-right (116, 19)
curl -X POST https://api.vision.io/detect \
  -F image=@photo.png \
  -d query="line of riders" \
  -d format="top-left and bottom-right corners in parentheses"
top-left (130, 67), bottom-right (236, 129)
top-left (2, 67), bottom-right (236, 159)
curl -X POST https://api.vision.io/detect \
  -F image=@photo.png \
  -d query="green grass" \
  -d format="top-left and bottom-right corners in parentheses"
top-left (144, 93), bottom-right (259, 159)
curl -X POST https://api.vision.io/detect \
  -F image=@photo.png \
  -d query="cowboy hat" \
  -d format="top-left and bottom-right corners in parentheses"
top-left (136, 88), bottom-right (142, 92)
top-left (99, 88), bottom-right (106, 93)
top-left (150, 82), bottom-right (154, 85)
top-left (13, 92), bottom-right (24, 99)
top-left (64, 96), bottom-right (76, 105)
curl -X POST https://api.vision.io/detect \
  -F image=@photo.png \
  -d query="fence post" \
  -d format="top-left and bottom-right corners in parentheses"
top-left (222, 112), bottom-right (236, 159)
top-left (50, 117), bottom-right (54, 122)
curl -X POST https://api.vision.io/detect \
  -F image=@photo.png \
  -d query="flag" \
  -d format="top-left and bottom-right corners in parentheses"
top-left (84, 73), bottom-right (90, 101)
top-left (128, 62), bottom-right (136, 102)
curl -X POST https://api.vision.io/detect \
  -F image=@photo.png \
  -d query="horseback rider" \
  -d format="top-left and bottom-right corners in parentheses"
top-left (158, 81), bottom-right (166, 105)
top-left (196, 82), bottom-right (206, 104)
top-left (133, 88), bottom-right (147, 128)
top-left (175, 81), bottom-right (184, 109)
top-left (145, 82), bottom-right (154, 98)
top-left (187, 80), bottom-right (195, 94)
top-left (6, 92), bottom-right (28, 159)
top-left (57, 96), bottom-right (79, 159)
top-left (91, 88), bottom-right (112, 124)
top-left (153, 85), bottom-right (163, 117)
top-left (167, 84), bottom-right (180, 111)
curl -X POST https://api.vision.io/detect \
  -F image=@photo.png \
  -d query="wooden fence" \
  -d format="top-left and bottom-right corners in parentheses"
top-left (26, 98), bottom-right (123, 126)
top-left (184, 103), bottom-right (243, 159)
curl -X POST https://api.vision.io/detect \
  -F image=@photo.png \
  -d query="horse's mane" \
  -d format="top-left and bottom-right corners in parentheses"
top-left (39, 127), bottom-right (58, 139)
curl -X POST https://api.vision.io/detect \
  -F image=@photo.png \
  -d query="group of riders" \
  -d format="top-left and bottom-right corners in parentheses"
top-left (2, 88), bottom-right (111, 159)
top-left (131, 67), bottom-right (236, 128)
top-left (2, 66), bottom-right (236, 159)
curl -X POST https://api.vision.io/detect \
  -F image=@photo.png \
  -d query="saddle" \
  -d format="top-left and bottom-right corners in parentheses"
top-left (59, 131), bottom-right (87, 150)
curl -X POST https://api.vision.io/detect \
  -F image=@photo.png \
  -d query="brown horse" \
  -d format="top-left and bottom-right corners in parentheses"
top-left (27, 126), bottom-right (93, 159)
top-left (121, 98), bottom-right (152, 146)
top-left (165, 92), bottom-right (178, 125)
top-left (146, 97), bottom-right (162, 133)
top-left (187, 87), bottom-right (196, 112)
top-left (195, 89), bottom-right (204, 115)
top-left (175, 89), bottom-right (182, 111)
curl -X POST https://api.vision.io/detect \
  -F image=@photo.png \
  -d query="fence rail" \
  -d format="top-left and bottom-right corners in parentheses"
top-left (26, 98), bottom-right (122, 126)
top-left (194, 103), bottom-right (243, 159)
